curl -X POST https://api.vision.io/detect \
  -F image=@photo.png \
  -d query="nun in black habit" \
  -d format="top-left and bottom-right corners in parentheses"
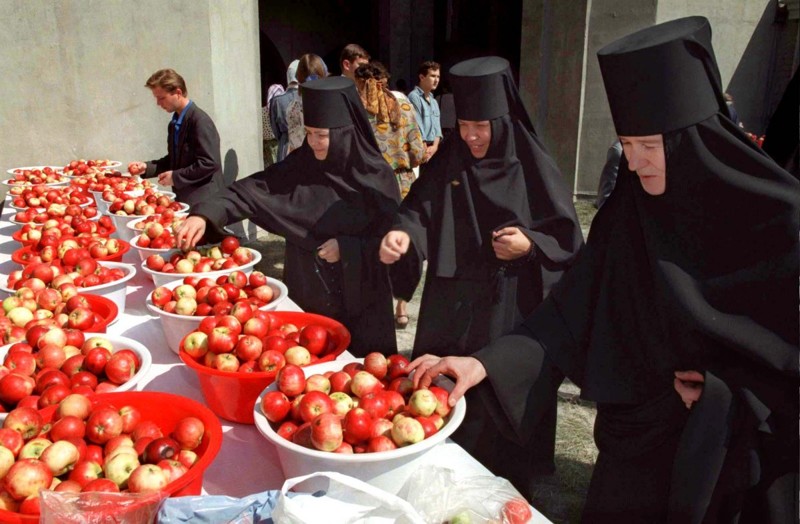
top-left (411, 17), bottom-right (799, 523)
top-left (379, 57), bottom-right (583, 496)
top-left (176, 77), bottom-right (400, 357)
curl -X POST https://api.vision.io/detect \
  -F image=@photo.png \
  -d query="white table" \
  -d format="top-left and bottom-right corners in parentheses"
top-left (0, 204), bottom-right (550, 522)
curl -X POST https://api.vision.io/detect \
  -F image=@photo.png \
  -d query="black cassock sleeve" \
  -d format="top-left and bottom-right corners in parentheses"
top-left (191, 169), bottom-right (327, 253)
top-left (471, 304), bottom-right (568, 445)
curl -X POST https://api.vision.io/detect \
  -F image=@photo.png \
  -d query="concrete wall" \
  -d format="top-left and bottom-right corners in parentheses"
top-left (0, 0), bottom-right (262, 185)
top-left (575, 0), bottom-right (657, 197)
top-left (519, 0), bottom-right (589, 193)
top-left (656, 0), bottom-right (791, 133)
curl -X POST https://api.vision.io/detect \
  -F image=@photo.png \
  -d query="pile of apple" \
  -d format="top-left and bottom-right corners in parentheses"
top-left (107, 193), bottom-right (183, 217)
top-left (15, 215), bottom-right (115, 245)
top-left (6, 169), bottom-right (66, 186)
top-left (61, 159), bottom-right (118, 177)
top-left (0, 285), bottom-right (110, 333)
top-left (69, 172), bottom-right (144, 193)
top-left (260, 353), bottom-right (453, 453)
top-left (7, 260), bottom-right (127, 292)
top-left (9, 186), bottom-right (92, 210)
top-left (0, 393), bottom-right (204, 515)
top-left (0, 330), bottom-right (143, 413)
top-left (144, 236), bottom-right (254, 274)
top-left (131, 211), bottom-right (186, 233)
top-left (151, 270), bottom-right (275, 316)
top-left (15, 236), bottom-right (126, 266)
top-left (12, 204), bottom-right (99, 225)
top-left (180, 312), bottom-right (337, 374)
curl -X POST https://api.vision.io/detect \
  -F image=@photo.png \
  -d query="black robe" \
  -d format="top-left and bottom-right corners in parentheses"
top-left (389, 93), bottom-right (583, 495)
top-left (192, 122), bottom-right (401, 357)
top-left (474, 114), bottom-right (800, 522)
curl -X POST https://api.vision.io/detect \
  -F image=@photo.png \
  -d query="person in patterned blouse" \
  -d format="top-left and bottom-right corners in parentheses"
top-left (355, 61), bottom-right (426, 329)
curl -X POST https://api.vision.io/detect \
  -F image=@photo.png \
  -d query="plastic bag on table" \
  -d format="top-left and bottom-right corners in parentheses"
top-left (272, 471), bottom-right (426, 524)
top-left (156, 490), bottom-right (281, 523)
top-left (39, 489), bottom-right (165, 524)
top-left (398, 466), bottom-right (534, 524)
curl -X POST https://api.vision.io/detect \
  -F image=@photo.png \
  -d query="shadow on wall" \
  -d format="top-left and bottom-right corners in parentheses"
top-left (221, 147), bottom-right (258, 241)
top-left (223, 148), bottom-right (238, 187)
top-left (727, 1), bottom-right (796, 133)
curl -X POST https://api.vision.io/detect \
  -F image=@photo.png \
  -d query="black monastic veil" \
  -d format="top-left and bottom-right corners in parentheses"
top-left (192, 77), bottom-right (401, 356)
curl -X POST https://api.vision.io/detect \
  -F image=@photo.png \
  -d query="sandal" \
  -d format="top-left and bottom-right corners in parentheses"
top-left (395, 314), bottom-right (409, 329)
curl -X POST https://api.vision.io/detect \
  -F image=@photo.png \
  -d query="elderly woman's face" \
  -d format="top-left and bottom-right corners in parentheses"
top-left (305, 126), bottom-right (330, 160)
top-left (619, 134), bottom-right (666, 195)
top-left (458, 120), bottom-right (491, 159)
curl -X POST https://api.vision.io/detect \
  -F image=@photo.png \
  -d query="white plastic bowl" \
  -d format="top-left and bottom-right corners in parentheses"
top-left (5, 166), bottom-right (63, 176)
top-left (253, 359), bottom-right (466, 495)
top-left (2, 178), bottom-right (69, 188)
top-left (0, 331), bottom-right (152, 394)
top-left (140, 248), bottom-right (262, 287)
top-left (7, 209), bottom-right (101, 227)
top-left (0, 261), bottom-right (136, 315)
top-left (106, 203), bottom-right (190, 242)
top-left (145, 275), bottom-right (289, 354)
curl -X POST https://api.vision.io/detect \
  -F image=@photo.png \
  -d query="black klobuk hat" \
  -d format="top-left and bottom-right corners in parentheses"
top-left (450, 56), bottom-right (511, 121)
top-left (597, 16), bottom-right (728, 136)
top-left (301, 76), bottom-right (359, 129)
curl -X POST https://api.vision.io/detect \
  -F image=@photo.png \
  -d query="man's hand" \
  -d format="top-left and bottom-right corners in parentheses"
top-left (157, 170), bottom-right (174, 187)
top-left (674, 370), bottom-right (704, 409)
top-left (492, 227), bottom-right (533, 261)
top-left (379, 231), bottom-right (410, 264)
top-left (175, 216), bottom-right (208, 250)
top-left (408, 355), bottom-right (487, 407)
top-left (317, 238), bottom-right (340, 263)
top-left (128, 161), bottom-right (147, 176)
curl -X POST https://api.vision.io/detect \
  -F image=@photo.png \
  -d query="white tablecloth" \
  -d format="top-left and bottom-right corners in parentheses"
top-left (0, 205), bottom-right (550, 522)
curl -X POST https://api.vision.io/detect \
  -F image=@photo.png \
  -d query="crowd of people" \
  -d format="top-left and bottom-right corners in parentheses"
top-left (140, 17), bottom-right (798, 522)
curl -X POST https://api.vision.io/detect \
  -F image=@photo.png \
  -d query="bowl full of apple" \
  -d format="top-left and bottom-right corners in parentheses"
top-left (179, 311), bottom-right (350, 424)
top-left (252, 355), bottom-right (466, 495)
top-left (11, 237), bottom-right (131, 267)
top-left (140, 237), bottom-right (261, 287)
top-left (9, 205), bottom-right (100, 227)
top-left (3, 168), bottom-right (68, 187)
top-left (127, 212), bottom-right (189, 262)
top-left (0, 390), bottom-right (222, 521)
top-left (0, 331), bottom-right (153, 415)
top-left (11, 217), bottom-right (117, 248)
top-left (7, 185), bottom-right (93, 211)
top-left (5, 166), bottom-right (62, 177)
top-left (0, 288), bottom-right (119, 337)
top-left (1, 261), bottom-right (136, 315)
top-left (104, 194), bottom-right (189, 242)
top-left (146, 270), bottom-right (289, 354)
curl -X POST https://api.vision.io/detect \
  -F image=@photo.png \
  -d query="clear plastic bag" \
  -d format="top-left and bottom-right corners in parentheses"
top-left (39, 490), bottom-right (166, 524)
top-left (398, 466), bottom-right (534, 524)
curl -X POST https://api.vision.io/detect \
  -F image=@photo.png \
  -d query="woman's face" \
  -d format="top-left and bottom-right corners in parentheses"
top-left (458, 120), bottom-right (491, 159)
top-left (305, 126), bottom-right (330, 160)
top-left (619, 134), bottom-right (666, 195)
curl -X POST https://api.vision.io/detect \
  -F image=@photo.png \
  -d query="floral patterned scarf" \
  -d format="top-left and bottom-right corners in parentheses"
top-left (359, 78), bottom-right (401, 127)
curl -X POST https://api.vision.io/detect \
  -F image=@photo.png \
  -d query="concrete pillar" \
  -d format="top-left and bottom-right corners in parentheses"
top-left (574, 0), bottom-right (657, 198)
top-left (0, 0), bottom-right (262, 185)
top-left (519, 0), bottom-right (590, 193)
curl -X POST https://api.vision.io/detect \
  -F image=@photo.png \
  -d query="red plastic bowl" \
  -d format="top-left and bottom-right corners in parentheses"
top-left (11, 240), bottom-right (130, 266)
top-left (179, 311), bottom-right (350, 424)
top-left (82, 293), bottom-right (119, 332)
top-left (0, 391), bottom-right (222, 523)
